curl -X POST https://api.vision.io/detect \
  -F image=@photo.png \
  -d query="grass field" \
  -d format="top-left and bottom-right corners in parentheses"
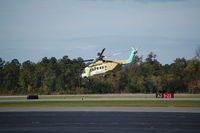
top-left (1, 94), bottom-right (200, 100)
top-left (0, 100), bottom-right (200, 107)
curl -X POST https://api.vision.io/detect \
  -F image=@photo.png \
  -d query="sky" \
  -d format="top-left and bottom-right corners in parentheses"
top-left (0, 0), bottom-right (200, 64)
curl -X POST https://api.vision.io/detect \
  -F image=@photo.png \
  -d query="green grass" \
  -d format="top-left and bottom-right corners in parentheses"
top-left (0, 97), bottom-right (26, 100)
top-left (0, 100), bottom-right (200, 107)
top-left (39, 95), bottom-right (155, 99)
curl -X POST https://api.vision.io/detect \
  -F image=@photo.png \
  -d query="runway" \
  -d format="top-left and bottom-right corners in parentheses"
top-left (1, 98), bottom-right (200, 102)
top-left (0, 112), bottom-right (200, 133)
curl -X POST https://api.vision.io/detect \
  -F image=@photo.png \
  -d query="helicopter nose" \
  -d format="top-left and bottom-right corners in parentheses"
top-left (81, 73), bottom-right (86, 78)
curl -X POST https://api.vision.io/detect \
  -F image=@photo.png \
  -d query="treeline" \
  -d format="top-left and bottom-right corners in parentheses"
top-left (0, 52), bottom-right (200, 95)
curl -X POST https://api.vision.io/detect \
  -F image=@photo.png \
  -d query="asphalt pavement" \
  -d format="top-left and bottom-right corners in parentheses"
top-left (1, 106), bottom-right (200, 113)
top-left (0, 112), bottom-right (200, 133)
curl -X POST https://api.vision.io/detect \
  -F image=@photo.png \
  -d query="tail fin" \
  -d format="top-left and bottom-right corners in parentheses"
top-left (126, 48), bottom-right (138, 64)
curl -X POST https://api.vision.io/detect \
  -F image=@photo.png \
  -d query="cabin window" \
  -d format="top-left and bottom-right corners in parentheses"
top-left (102, 66), bottom-right (104, 69)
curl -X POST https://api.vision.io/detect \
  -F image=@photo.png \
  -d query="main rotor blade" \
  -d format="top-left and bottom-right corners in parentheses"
top-left (99, 48), bottom-right (106, 57)
top-left (83, 59), bottom-right (94, 62)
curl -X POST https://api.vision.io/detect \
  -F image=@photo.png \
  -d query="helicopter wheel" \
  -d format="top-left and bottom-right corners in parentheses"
top-left (103, 74), bottom-right (107, 78)
top-left (87, 78), bottom-right (91, 82)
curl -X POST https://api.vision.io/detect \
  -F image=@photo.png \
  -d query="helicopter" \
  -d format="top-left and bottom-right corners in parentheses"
top-left (81, 47), bottom-right (138, 78)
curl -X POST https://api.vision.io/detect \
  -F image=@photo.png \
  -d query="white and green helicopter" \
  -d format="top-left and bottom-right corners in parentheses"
top-left (81, 47), bottom-right (138, 78)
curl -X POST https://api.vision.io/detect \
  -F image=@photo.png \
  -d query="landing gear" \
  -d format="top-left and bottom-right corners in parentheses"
top-left (103, 74), bottom-right (107, 78)
top-left (102, 73), bottom-right (116, 79)
top-left (87, 78), bottom-right (91, 82)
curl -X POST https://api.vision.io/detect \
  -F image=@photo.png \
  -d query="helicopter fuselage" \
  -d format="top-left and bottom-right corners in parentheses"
top-left (81, 60), bottom-right (124, 78)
